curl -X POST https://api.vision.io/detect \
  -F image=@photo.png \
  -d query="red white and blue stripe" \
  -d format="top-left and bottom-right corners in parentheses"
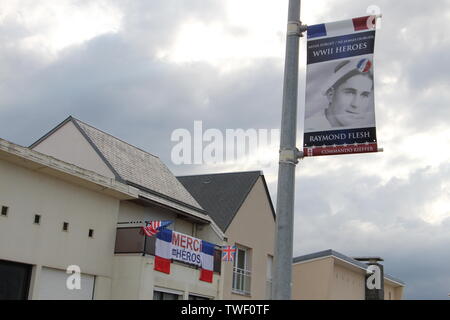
top-left (357, 58), bottom-right (372, 73)
top-left (308, 16), bottom-right (377, 39)
top-left (142, 220), bottom-right (172, 237)
top-left (222, 245), bottom-right (237, 262)
top-left (154, 228), bottom-right (173, 274)
top-left (199, 241), bottom-right (215, 283)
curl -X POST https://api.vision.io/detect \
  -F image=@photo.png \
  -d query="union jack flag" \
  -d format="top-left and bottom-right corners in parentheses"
top-left (222, 245), bottom-right (237, 262)
top-left (142, 220), bottom-right (172, 237)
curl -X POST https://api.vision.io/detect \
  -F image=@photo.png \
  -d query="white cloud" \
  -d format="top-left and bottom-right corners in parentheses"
top-left (158, 1), bottom-right (286, 70)
top-left (159, 0), bottom-right (334, 71)
top-left (0, 0), bottom-right (122, 58)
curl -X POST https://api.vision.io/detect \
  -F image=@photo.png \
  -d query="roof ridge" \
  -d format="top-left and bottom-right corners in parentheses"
top-left (294, 250), bottom-right (405, 285)
top-left (178, 171), bottom-right (263, 232)
top-left (294, 249), bottom-right (375, 270)
top-left (72, 117), bottom-right (160, 159)
top-left (177, 170), bottom-right (263, 178)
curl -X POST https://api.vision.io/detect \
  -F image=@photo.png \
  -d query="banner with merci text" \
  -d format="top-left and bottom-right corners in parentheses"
top-left (154, 228), bottom-right (216, 283)
top-left (303, 16), bottom-right (380, 157)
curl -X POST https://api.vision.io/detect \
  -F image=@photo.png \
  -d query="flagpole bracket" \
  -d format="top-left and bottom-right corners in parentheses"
top-left (287, 21), bottom-right (308, 37)
top-left (279, 148), bottom-right (303, 165)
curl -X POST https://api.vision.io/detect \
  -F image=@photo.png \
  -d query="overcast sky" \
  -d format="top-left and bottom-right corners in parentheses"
top-left (1, 0), bottom-right (449, 299)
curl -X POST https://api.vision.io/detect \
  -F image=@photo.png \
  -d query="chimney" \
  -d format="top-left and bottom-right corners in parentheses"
top-left (353, 257), bottom-right (384, 300)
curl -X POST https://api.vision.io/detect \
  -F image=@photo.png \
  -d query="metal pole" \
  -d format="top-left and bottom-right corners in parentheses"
top-left (272, 0), bottom-right (305, 300)
top-left (142, 221), bottom-right (148, 256)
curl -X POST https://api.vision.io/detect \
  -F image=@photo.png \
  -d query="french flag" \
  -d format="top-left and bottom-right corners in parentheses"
top-left (199, 240), bottom-right (215, 283)
top-left (154, 228), bottom-right (173, 274)
top-left (308, 15), bottom-right (377, 39)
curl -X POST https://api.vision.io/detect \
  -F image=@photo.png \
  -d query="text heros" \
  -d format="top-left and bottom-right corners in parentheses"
top-left (154, 228), bottom-right (216, 283)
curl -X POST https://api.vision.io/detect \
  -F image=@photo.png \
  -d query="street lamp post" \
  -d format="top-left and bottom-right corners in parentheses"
top-left (272, 0), bottom-right (306, 300)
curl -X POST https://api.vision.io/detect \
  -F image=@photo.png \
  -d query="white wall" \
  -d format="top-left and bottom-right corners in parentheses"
top-left (37, 267), bottom-right (95, 300)
top-left (118, 201), bottom-right (177, 224)
top-left (0, 158), bottom-right (120, 299)
top-left (1, 143), bottom-right (223, 300)
top-left (32, 120), bottom-right (115, 179)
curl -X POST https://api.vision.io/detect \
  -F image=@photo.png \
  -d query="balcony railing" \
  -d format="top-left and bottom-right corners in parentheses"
top-left (232, 267), bottom-right (251, 296)
top-left (114, 227), bottom-right (156, 255)
top-left (114, 227), bottom-right (221, 273)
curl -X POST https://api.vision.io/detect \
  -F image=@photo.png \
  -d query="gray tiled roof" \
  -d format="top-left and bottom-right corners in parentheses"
top-left (293, 249), bottom-right (405, 286)
top-left (71, 118), bottom-right (203, 211)
top-left (28, 116), bottom-right (204, 212)
top-left (177, 171), bottom-right (268, 232)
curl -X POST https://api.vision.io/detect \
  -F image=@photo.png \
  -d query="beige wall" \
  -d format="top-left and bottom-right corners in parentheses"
top-left (196, 221), bottom-right (224, 247)
top-left (292, 258), bottom-right (334, 300)
top-left (385, 281), bottom-right (404, 300)
top-left (93, 276), bottom-right (113, 299)
top-left (222, 177), bottom-right (275, 300)
top-left (111, 255), bottom-right (143, 299)
top-left (329, 262), bottom-right (365, 300)
top-left (32, 120), bottom-right (115, 179)
top-left (292, 256), bottom-right (404, 300)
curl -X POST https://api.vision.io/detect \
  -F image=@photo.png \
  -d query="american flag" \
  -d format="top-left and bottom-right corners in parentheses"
top-left (142, 220), bottom-right (172, 237)
top-left (222, 245), bottom-right (237, 262)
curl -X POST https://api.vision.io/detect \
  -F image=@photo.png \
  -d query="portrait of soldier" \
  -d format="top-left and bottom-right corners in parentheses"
top-left (305, 58), bottom-right (375, 131)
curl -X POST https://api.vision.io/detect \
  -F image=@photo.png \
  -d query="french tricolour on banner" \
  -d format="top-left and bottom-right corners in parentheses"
top-left (304, 15), bottom-right (380, 157)
top-left (199, 241), bottom-right (215, 283)
top-left (154, 229), bottom-right (216, 283)
top-left (154, 228), bottom-right (173, 274)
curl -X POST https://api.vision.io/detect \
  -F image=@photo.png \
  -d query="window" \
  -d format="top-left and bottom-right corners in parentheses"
top-left (1, 206), bottom-right (8, 217)
top-left (188, 294), bottom-right (211, 301)
top-left (34, 215), bottom-right (41, 225)
top-left (62, 222), bottom-right (69, 232)
top-left (0, 260), bottom-right (32, 300)
top-left (232, 246), bottom-right (251, 296)
top-left (153, 290), bottom-right (181, 300)
top-left (88, 229), bottom-right (94, 238)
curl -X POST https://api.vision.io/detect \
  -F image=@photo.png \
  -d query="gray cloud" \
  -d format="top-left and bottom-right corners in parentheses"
top-left (293, 163), bottom-right (450, 299)
top-left (0, 0), bottom-right (449, 299)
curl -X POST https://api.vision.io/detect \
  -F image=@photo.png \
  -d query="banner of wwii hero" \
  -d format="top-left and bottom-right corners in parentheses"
top-left (304, 16), bottom-right (379, 157)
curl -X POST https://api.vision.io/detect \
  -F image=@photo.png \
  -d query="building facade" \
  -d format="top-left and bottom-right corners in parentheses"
top-left (292, 250), bottom-right (405, 300)
top-left (178, 171), bottom-right (276, 300)
top-left (1, 116), bottom-right (404, 300)
top-left (0, 117), bottom-right (226, 300)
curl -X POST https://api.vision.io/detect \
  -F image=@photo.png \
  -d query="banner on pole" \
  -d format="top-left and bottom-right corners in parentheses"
top-left (303, 16), bottom-right (380, 157)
